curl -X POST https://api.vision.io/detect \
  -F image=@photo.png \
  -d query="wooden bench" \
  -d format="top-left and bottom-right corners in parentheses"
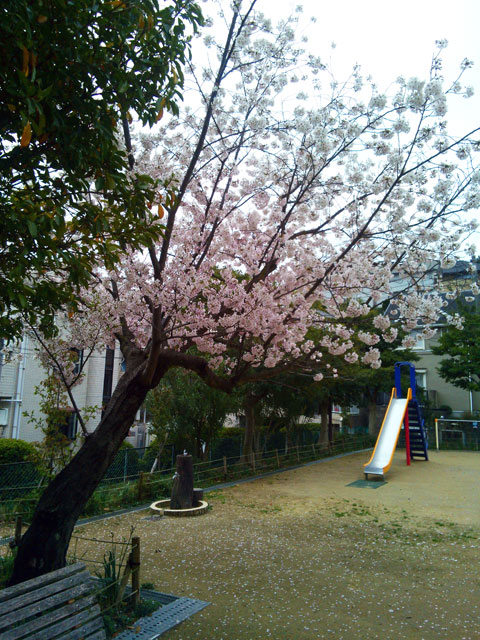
top-left (0, 561), bottom-right (106, 639)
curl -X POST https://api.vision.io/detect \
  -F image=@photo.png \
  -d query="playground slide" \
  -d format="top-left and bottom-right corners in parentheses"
top-left (364, 389), bottom-right (410, 478)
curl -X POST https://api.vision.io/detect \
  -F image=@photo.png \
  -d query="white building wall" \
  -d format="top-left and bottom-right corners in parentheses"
top-left (83, 350), bottom-right (107, 432)
top-left (0, 336), bottom-right (129, 444)
top-left (0, 339), bottom-right (25, 438)
top-left (15, 337), bottom-right (46, 442)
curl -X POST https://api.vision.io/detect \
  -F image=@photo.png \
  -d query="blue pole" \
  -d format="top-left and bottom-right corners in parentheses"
top-left (394, 361), bottom-right (416, 399)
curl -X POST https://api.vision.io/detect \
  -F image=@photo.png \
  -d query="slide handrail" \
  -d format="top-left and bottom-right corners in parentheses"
top-left (363, 387), bottom-right (396, 468)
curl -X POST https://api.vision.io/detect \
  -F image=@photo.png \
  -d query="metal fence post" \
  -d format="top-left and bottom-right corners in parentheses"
top-left (14, 516), bottom-right (22, 547)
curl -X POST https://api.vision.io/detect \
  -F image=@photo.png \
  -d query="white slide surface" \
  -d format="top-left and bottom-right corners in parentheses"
top-left (364, 398), bottom-right (408, 477)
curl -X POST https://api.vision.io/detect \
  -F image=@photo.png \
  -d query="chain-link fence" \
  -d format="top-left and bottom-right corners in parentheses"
top-left (429, 419), bottom-right (480, 450)
top-left (0, 432), bottom-right (375, 530)
top-left (0, 459), bottom-right (44, 526)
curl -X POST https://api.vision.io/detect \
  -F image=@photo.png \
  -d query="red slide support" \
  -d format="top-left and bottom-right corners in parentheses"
top-left (405, 401), bottom-right (411, 466)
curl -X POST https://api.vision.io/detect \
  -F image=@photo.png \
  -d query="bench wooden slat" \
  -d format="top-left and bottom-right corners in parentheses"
top-left (1, 593), bottom-right (98, 640)
top-left (0, 563), bottom-right (86, 604)
top-left (0, 561), bottom-right (106, 640)
top-left (38, 603), bottom-right (103, 640)
top-left (85, 631), bottom-right (108, 640)
top-left (51, 611), bottom-right (106, 640)
top-left (0, 569), bottom-right (93, 619)
top-left (0, 579), bottom-right (93, 629)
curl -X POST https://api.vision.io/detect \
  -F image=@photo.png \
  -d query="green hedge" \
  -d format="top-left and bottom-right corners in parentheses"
top-left (0, 439), bottom-right (36, 464)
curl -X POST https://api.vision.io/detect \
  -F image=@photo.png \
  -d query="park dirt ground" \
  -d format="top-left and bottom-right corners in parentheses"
top-left (71, 450), bottom-right (480, 640)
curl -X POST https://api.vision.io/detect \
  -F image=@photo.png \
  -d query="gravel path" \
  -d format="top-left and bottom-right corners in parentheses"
top-left (70, 450), bottom-right (480, 640)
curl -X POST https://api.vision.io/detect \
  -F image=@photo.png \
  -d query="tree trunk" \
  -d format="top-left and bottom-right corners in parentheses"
top-left (328, 399), bottom-right (333, 447)
top-left (368, 390), bottom-right (379, 436)
top-left (195, 418), bottom-right (209, 461)
top-left (170, 454), bottom-right (194, 509)
top-left (9, 362), bottom-right (150, 586)
top-left (150, 432), bottom-right (169, 473)
top-left (241, 395), bottom-right (256, 462)
top-left (284, 423), bottom-right (296, 451)
top-left (254, 425), bottom-right (261, 455)
top-left (317, 400), bottom-right (329, 448)
top-left (202, 438), bottom-right (210, 462)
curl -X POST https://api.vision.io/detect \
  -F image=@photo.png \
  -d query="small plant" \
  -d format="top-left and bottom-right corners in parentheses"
top-left (95, 529), bottom-right (134, 610)
top-left (0, 548), bottom-right (16, 588)
top-left (97, 548), bottom-right (122, 609)
top-left (83, 490), bottom-right (108, 516)
top-left (93, 527), bottom-right (163, 639)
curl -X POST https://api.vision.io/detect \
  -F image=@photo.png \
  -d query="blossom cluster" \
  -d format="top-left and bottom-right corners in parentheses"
top-left (49, 1), bottom-right (479, 385)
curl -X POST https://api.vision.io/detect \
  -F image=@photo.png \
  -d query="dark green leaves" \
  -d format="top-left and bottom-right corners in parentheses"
top-left (0, 0), bottom-right (203, 340)
top-left (432, 301), bottom-right (480, 392)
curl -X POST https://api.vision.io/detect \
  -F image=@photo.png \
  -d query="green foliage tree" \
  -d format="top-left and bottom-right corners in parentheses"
top-left (236, 361), bottom-right (360, 459)
top-left (23, 375), bottom-right (77, 478)
top-left (23, 373), bottom-right (98, 479)
top-left (146, 368), bottom-right (240, 460)
top-left (0, 0), bottom-right (203, 340)
top-left (235, 311), bottom-right (413, 456)
top-left (257, 374), bottom-right (327, 448)
top-left (347, 316), bottom-right (418, 435)
top-left (432, 301), bottom-right (480, 392)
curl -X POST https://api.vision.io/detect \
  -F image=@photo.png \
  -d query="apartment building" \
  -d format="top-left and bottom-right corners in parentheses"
top-left (0, 338), bottom-right (148, 446)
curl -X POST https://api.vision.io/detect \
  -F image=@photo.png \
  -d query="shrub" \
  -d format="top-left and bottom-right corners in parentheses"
top-left (138, 445), bottom-right (158, 472)
top-left (0, 439), bottom-right (36, 464)
top-left (0, 440), bottom-right (41, 503)
top-left (146, 475), bottom-right (172, 498)
top-left (0, 550), bottom-right (15, 588)
top-left (211, 431), bottom-right (242, 459)
top-left (438, 405), bottom-right (453, 417)
top-left (83, 490), bottom-right (108, 517)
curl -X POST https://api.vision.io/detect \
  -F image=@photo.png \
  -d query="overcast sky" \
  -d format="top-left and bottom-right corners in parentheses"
top-left (272, 0), bottom-right (479, 135)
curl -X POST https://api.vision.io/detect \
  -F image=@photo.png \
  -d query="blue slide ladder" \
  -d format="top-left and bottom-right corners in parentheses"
top-left (395, 362), bottom-right (428, 461)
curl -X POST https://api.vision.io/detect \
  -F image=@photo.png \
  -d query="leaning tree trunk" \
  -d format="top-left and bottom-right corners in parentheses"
top-left (9, 362), bottom-right (151, 586)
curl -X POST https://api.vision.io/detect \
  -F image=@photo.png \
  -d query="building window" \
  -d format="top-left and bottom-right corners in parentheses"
top-left (59, 411), bottom-right (77, 440)
top-left (411, 332), bottom-right (426, 351)
top-left (102, 347), bottom-right (115, 407)
top-left (70, 348), bottom-right (84, 375)
top-left (415, 369), bottom-right (427, 391)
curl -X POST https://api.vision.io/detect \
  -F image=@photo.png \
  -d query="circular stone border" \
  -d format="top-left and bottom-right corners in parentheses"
top-left (150, 499), bottom-right (209, 517)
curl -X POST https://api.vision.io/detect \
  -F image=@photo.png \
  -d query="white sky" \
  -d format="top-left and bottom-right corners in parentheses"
top-left (269, 0), bottom-right (480, 136)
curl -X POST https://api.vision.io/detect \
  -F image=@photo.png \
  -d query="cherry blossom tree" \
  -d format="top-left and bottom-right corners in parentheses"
top-left (11, 0), bottom-right (480, 584)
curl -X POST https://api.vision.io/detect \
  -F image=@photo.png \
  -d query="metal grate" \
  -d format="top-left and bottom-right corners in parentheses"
top-left (114, 596), bottom-right (209, 639)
